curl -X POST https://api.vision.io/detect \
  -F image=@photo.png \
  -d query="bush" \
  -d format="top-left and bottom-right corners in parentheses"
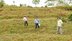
top-left (62, 18), bottom-right (67, 23)
top-left (0, 0), bottom-right (4, 8)
top-left (68, 14), bottom-right (72, 21)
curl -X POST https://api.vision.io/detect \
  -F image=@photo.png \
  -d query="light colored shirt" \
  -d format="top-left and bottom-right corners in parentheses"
top-left (23, 17), bottom-right (28, 21)
top-left (57, 19), bottom-right (63, 27)
top-left (34, 19), bottom-right (40, 24)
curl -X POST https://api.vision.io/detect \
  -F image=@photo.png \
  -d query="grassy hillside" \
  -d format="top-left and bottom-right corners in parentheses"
top-left (0, 6), bottom-right (72, 41)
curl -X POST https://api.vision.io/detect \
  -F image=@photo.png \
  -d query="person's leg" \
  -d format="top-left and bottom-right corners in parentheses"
top-left (27, 21), bottom-right (28, 26)
top-left (26, 21), bottom-right (28, 26)
top-left (35, 23), bottom-right (37, 29)
top-left (24, 21), bottom-right (26, 26)
top-left (36, 23), bottom-right (39, 28)
top-left (60, 27), bottom-right (62, 34)
top-left (57, 26), bottom-right (60, 34)
top-left (59, 27), bottom-right (61, 34)
top-left (38, 24), bottom-right (39, 28)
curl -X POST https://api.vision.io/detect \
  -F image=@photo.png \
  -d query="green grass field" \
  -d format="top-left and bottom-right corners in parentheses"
top-left (0, 6), bottom-right (72, 41)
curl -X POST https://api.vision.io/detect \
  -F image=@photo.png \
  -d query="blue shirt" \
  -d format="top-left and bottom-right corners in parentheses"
top-left (34, 19), bottom-right (40, 24)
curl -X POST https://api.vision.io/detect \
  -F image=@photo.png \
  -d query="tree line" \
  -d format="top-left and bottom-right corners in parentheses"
top-left (0, 0), bottom-right (72, 7)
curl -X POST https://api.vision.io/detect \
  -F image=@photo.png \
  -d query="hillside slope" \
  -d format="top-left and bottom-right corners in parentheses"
top-left (0, 6), bottom-right (72, 41)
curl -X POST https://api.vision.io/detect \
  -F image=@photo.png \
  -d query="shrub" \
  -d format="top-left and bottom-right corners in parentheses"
top-left (0, 0), bottom-right (4, 8)
top-left (68, 14), bottom-right (72, 21)
top-left (62, 18), bottom-right (67, 23)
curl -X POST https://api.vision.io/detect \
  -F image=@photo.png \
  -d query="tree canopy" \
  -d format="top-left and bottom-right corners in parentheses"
top-left (32, 0), bottom-right (40, 5)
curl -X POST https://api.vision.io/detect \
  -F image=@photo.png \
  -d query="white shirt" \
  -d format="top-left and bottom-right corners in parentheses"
top-left (57, 19), bottom-right (63, 27)
top-left (23, 17), bottom-right (28, 21)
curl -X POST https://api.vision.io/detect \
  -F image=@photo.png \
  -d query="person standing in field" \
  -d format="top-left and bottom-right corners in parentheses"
top-left (23, 16), bottom-right (28, 26)
top-left (57, 17), bottom-right (63, 34)
top-left (34, 17), bottom-right (40, 29)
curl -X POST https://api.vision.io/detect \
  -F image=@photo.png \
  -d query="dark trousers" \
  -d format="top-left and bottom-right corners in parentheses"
top-left (35, 23), bottom-right (39, 29)
top-left (24, 21), bottom-right (28, 26)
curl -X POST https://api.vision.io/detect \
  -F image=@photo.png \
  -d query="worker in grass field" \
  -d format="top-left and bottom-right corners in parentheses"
top-left (34, 16), bottom-right (40, 29)
top-left (23, 16), bottom-right (28, 26)
top-left (57, 17), bottom-right (63, 34)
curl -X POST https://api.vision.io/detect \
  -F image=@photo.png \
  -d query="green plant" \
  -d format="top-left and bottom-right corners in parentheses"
top-left (68, 14), bottom-right (72, 21)
top-left (0, 0), bottom-right (4, 8)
